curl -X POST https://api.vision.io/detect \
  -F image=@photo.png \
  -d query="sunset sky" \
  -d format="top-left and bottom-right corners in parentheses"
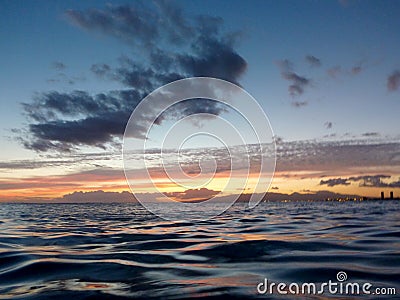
top-left (0, 0), bottom-right (399, 202)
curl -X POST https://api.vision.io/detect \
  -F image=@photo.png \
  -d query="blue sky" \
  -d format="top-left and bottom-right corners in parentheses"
top-left (1, 1), bottom-right (399, 160)
top-left (0, 0), bottom-right (399, 201)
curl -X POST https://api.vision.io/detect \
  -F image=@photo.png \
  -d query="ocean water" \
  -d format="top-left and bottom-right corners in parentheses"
top-left (0, 201), bottom-right (399, 299)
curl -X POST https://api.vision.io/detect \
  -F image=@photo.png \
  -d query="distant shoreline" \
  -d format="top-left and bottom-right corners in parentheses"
top-left (1, 198), bottom-right (399, 204)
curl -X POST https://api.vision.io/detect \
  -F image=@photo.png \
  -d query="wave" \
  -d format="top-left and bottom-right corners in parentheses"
top-left (0, 201), bottom-right (399, 299)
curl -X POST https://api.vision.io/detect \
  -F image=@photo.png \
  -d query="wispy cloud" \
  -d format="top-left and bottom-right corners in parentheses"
top-left (1, 137), bottom-right (399, 201)
top-left (362, 132), bottom-right (379, 137)
top-left (277, 59), bottom-right (310, 97)
top-left (51, 61), bottom-right (66, 71)
top-left (351, 65), bottom-right (362, 75)
top-left (305, 55), bottom-right (321, 67)
top-left (387, 70), bottom-right (400, 91)
top-left (291, 101), bottom-right (308, 108)
top-left (327, 59), bottom-right (369, 79)
top-left (1, 138), bottom-right (399, 191)
top-left (324, 121), bottom-right (333, 129)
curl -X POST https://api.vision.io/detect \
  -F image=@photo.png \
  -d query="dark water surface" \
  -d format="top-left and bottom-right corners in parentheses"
top-left (0, 201), bottom-right (399, 299)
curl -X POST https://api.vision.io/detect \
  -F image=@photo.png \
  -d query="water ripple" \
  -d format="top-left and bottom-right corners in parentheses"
top-left (0, 201), bottom-right (399, 299)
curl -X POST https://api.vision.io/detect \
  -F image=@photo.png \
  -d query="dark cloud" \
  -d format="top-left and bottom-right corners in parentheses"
top-left (291, 101), bottom-right (308, 108)
top-left (320, 174), bottom-right (400, 188)
top-left (387, 70), bottom-right (400, 91)
top-left (277, 59), bottom-right (310, 97)
top-left (324, 121), bottom-right (333, 129)
top-left (362, 132), bottom-right (379, 137)
top-left (320, 178), bottom-right (350, 187)
top-left (22, 89), bottom-right (142, 151)
top-left (90, 63), bottom-right (111, 77)
top-left (51, 61), bottom-right (66, 70)
top-left (276, 59), bottom-right (293, 71)
top-left (46, 73), bottom-right (86, 86)
top-left (165, 188), bottom-right (220, 202)
top-left (351, 65), bottom-right (362, 75)
top-left (350, 175), bottom-right (400, 188)
top-left (21, 2), bottom-right (247, 151)
top-left (305, 55), bottom-right (321, 67)
top-left (56, 190), bottom-right (136, 203)
top-left (65, 4), bottom-right (161, 48)
top-left (285, 73), bottom-right (310, 96)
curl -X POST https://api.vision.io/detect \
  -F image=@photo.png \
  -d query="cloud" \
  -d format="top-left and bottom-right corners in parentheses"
top-left (90, 63), bottom-right (111, 77)
top-left (21, 2), bottom-right (247, 151)
top-left (326, 60), bottom-right (366, 79)
top-left (2, 137), bottom-right (399, 201)
top-left (1, 139), bottom-right (399, 201)
top-left (387, 70), bottom-right (400, 91)
top-left (165, 187), bottom-right (220, 202)
top-left (349, 175), bottom-right (400, 188)
top-left (320, 174), bottom-right (400, 188)
top-left (55, 190), bottom-right (136, 203)
top-left (0, 168), bottom-right (125, 189)
top-left (51, 61), bottom-right (66, 70)
top-left (65, 2), bottom-right (245, 84)
top-left (351, 66), bottom-right (362, 75)
top-left (21, 90), bottom-right (141, 150)
top-left (283, 73), bottom-right (310, 96)
top-left (291, 101), bottom-right (308, 108)
top-left (276, 59), bottom-right (293, 71)
top-left (324, 121), bottom-right (333, 129)
top-left (277, 59), bottom-right (310, 97)
top-left (65, 5), bottom-right (161, 48)
top-left (305, 55), bottom-right (321, 67)
top-left (320, 178), bottom-right (350, 187)
top-left (45, 72), bottom-right (86, 86)
top-left (362, 132), bottom-right (379, 137)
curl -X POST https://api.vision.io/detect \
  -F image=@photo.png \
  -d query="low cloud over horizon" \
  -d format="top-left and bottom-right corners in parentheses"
top-left (1, 138), bottom-right (399, 201)
top-left (320, 175), bottom-right (400, 188)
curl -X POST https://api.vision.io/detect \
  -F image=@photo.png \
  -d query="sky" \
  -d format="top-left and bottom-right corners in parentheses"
top-left (0, 0), bottom-right (399, 202)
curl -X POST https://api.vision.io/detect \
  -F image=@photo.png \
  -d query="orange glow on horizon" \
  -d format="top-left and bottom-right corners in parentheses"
top-left (0, 168), bottom-right (399, 202)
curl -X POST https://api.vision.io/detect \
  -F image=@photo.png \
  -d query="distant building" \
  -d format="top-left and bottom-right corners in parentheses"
top-left (390, 191), bottom-right (394, 199)
top-left (381, 191), bottom-right (384, 200)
